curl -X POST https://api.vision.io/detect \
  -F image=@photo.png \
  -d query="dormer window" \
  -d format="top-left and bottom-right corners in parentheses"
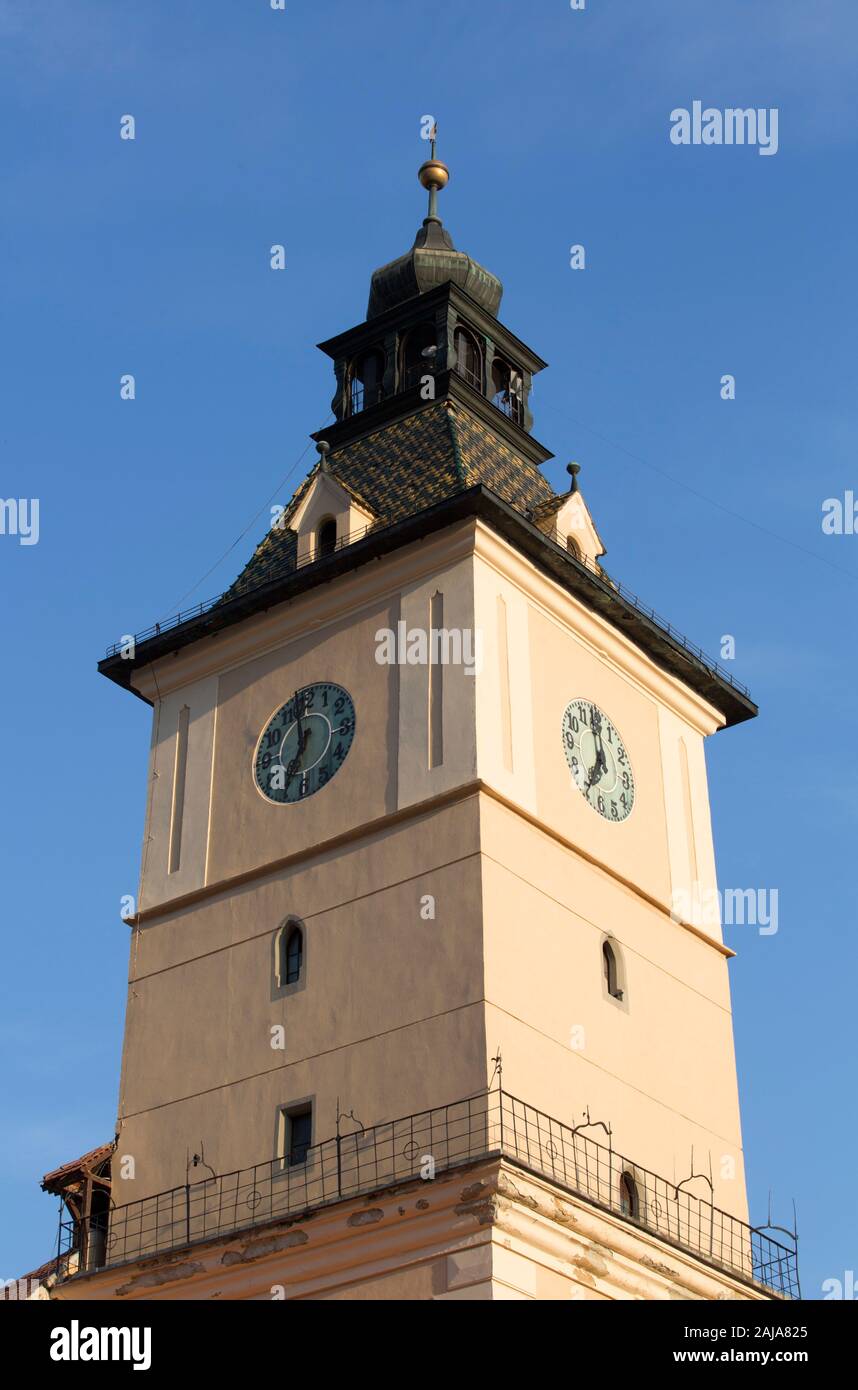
top-left (491, 357), bottom-right (524, 425)
top-left (400, 323), bottom-right (437, 392)
top-left (453, 326), bottom-right (483, 392)
top-left (349, 348), bottom-right (385, 415)
top-left (317, 517), bottom-right (337, 558)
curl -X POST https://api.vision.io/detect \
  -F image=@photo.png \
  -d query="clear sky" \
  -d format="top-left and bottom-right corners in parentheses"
top-left (2, 0), bottom-right (855, 1297)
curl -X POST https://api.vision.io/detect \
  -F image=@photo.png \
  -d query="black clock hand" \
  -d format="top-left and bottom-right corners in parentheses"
top-left (586, 712), bottom-right (607, 788)
top-left (284, 726), bottom-right (311, 788)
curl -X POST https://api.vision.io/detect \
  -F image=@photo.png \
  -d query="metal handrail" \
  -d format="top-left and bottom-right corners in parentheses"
top-left (55, 1088), bottom-right (798, 1298)
top-left (102, 507), bottom-right (749, 700)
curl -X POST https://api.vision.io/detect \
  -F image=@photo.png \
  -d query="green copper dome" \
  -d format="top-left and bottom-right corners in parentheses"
top-left (366, 135), bottom-right (503, 320)
top-left (367, 215), bottom-right (503, 320)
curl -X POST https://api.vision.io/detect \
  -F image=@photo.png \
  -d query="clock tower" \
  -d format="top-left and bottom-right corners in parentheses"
top-left (52, 141), bottom-right (797, 1301)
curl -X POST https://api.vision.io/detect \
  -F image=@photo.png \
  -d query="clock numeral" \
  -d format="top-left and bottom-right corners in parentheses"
top-left (256, 683), bottom-right (355, 803)
top-left (562, 698), bottom-right (633, 823)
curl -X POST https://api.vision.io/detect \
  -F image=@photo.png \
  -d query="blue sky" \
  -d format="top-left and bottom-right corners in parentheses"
top-left (1, 0), bottom-right (855, 1296)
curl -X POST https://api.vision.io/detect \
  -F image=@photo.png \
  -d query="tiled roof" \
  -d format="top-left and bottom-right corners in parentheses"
top-left (227, 402), bottom-right (555, 599)
top-left (532, 494), bottom-right (568, 519)
top-left (41, 1142), bottom-right (113, 1192)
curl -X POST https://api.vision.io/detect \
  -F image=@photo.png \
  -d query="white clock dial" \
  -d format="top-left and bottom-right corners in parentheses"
top-left (561, 698), bottom-right (635, 822)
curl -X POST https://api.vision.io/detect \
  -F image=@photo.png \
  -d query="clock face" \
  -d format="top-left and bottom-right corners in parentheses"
top-left (561, 698), bottom-right (635, 823)
top-left (254, 683), bottom-right (356, 804)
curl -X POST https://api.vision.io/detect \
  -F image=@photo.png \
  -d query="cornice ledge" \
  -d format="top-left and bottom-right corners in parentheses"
top-left (473, 522), bottom-right (725, 738)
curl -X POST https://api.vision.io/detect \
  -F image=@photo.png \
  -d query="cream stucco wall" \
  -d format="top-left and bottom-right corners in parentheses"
top-left (114, 516), bottom-right (750, 1245)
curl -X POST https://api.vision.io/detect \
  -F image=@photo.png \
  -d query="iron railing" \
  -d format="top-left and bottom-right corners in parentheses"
top-left (56, 1089), bottom-right (798, 1298)
top-left (492, 389), bottom-right (524, 425)
top-left (101, 505), bottom-right (750, 701)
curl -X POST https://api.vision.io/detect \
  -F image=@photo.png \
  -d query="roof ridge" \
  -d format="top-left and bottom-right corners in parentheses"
top-left (444, 404), bottom-right (467, 487)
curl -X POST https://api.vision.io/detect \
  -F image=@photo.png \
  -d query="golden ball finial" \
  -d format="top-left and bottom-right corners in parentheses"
top-left (418, 158), bottom-right (449, 192)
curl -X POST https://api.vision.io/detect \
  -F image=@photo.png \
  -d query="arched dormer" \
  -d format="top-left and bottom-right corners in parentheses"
top-left (289, 465), bottom-right (375, 567)
top-left (532, 488), bottom-right (606, 571)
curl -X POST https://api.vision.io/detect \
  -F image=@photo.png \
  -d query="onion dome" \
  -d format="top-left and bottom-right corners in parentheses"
top-left (367, 130), bottom-right (503, 320)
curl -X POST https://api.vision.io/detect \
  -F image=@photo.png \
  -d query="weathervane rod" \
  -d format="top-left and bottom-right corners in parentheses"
top-left (418, 123), bottom-right (449, 223)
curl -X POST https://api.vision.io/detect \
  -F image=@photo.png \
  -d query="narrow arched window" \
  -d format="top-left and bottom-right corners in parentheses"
top-left (349, 348), bottom-right (385, 414)
top-left (400, 323), bottom-right (437, 392)
top-left (453, 327), bottom-right (482, 392)
top-left (567, 536), bottom-right (582, 561)
top-left (491, 357), bottom-right (524, 424)
top-left (603, 941), bottom-right (623, 1001)
top-left (284, 924), bottom-right (303, 985)
top-left (620, 1171), bottom-right (639, 1219)
top-left (317, 517), bottom-right (337, 558)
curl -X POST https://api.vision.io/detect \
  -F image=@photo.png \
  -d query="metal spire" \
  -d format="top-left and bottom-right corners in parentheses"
top-left (418, 123), bottom-right (449, 224)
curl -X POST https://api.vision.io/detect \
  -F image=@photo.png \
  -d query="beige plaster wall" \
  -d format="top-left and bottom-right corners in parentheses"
top-left (116, 798), bottom-right (486, 1206)
top-left (114, 518), bottom-right (750, 1240)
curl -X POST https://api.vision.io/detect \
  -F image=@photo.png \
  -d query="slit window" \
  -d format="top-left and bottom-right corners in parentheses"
top-left (620, 1171), bottom-right (639, 1219)
top-left (284, 924), bottom-right (303, 984)
top-left (603, 941), bottom-right (623, 1001)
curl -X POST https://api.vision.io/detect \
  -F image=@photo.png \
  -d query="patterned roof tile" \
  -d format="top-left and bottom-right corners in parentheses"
top-left (226, 402), bottom-right (555, 599)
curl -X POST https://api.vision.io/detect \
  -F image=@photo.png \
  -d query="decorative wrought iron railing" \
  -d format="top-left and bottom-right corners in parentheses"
top-left (56, 1089), bottom-right (798, 1298)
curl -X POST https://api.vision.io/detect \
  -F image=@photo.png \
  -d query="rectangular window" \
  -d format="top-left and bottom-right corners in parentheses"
top-left (280, 1105), bottom-right (312, 1168)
